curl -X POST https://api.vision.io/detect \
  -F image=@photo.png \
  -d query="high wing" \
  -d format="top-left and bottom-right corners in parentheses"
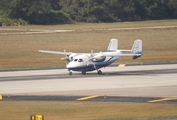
top-left (38, 50), bottom-right (71, 55)
top-left (38, 50), bottom-right (89, 61)
top-left (38, 50), bottom-right (79, 61)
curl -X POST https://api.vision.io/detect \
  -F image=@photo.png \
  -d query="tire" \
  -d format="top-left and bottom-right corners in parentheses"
top-left (69, 71), bottom-right (72, 75)
top-left (97, 70), bottom-right (102, 75)
top-left (82, 71), bottom-right (86, 75)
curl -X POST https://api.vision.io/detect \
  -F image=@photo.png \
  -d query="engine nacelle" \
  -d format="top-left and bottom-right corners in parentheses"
top-left (67, 53), bottom-right (77, 61)
top-left (92, 54), bottom-right (106, 62)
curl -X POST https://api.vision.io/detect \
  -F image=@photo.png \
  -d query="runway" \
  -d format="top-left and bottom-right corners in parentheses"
top-left (0, 64), bottom-right (177, 103)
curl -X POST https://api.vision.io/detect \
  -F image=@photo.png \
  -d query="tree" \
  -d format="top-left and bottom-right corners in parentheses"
top-left (168, 0), bottom-right (177, 18)
top-left (1, 0), bottom-right (177, 25)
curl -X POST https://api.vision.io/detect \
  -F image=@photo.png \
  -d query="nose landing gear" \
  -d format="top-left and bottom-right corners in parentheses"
top-left (69, 71), bottom-right (72, 75)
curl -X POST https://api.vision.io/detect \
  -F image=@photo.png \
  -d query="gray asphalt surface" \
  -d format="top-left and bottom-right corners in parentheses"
top-left (0, 64), bottom-right (177, 104)
top-left (2, 95), bottom-right (177, 104)
top-left (0, 68), bottom-right (177, 82)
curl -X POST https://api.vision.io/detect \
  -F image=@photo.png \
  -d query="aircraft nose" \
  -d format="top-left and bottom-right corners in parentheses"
top-left (66, 62), bottom-right (73, 69)
top-left (66, 63), bottom-right (71, 69)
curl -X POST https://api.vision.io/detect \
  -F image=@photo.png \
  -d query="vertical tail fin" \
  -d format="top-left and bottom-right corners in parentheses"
top-left (132, 39), bottom-right (142, 59)
top-left (107, 38), bottom-right (118, 52)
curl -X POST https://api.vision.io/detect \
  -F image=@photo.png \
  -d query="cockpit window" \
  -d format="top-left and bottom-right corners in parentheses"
top-left (74, 59), bottom-right (78, 62)
top-left (78, 59), bottom-right (83, 62)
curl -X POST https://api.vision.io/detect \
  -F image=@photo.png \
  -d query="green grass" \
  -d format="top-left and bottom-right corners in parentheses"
top-left (0, 101), bottom-right (177, 120)
top-left (0, 20), bottom-right (177, 70)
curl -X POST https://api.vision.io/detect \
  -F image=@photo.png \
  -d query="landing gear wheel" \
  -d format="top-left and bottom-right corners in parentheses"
top-left (82, 70), bottom-right (86, 75)
top-left (97, 70), bottom-right (102, 75)
top-left (69, 71), bottom-right (72, 75)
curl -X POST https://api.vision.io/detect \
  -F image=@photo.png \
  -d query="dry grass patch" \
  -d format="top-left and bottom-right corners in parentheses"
top-left (0, 20), bottom-right (177, 70)
top-left (0, 101), bottom-right (177, 120)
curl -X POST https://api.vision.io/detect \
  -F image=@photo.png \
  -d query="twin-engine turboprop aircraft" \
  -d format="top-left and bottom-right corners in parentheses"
top-left (39, 38), bottom-right (142, 75)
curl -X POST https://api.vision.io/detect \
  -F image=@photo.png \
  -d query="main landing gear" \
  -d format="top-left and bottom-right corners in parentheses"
top-left (81, 70), bottom-right (102, 75)
top-left (82, 70), bottom-right (86, 75)
top-left (97, 70), bottom-right (102, 75)
top-left (68, 70), bottom-right (102, 75)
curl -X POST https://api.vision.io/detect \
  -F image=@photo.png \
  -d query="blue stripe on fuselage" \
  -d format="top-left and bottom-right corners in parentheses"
top-left (68, 57), bottom-right (118, 72)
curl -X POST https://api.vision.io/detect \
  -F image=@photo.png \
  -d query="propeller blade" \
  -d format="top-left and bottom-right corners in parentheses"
top-left (64, 49), bottom-right (66, 53)
top-left (91, 49), bottom-right (94, 57)
top-left (86, 52), bottom-right (96, 69)
top-left (61, 58), bottom-right (66, 60)
top-left (61, 49), bottom-right (72, 61)
top-left (87, 61), bottom-right (90, 66)
top-left (92, 62), bottom-right (96, 69)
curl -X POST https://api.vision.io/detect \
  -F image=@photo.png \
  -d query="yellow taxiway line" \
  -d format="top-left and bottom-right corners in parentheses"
top-left (0, 95), bottom-right (2, 100)
top-left (148, 98), bottom-right (177, 103)
top-left (77, 95), bottom-right (99, 101)
top-left (118, 64), bottom-right (125, 67)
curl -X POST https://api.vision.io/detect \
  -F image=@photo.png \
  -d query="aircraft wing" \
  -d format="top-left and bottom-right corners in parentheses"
top-left (38, 50), bottom-right (71, 55)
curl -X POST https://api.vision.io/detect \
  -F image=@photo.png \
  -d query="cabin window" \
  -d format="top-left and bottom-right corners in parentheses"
top-left (78, 59), bottom-right (83, 62)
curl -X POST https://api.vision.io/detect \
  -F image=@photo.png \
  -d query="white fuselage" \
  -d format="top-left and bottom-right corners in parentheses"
top-left (66, 52), bottom-right (120, 72)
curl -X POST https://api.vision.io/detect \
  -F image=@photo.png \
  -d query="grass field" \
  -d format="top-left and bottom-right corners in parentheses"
top-left (0, 101), bottom-right (177, 120)
top-left (0, 20), bottom-right (177, 70)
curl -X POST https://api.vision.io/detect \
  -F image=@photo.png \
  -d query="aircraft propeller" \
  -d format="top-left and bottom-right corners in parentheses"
top-left (60, 49), bottom-right (72, 61)
top-left (86, 49), bottom-right (97, 69)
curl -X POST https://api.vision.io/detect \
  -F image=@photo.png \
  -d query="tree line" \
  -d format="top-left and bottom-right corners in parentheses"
top-left (0, 0), bottom-right (177, 25)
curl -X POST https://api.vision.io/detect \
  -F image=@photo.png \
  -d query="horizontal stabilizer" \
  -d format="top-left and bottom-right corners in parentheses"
top-left (101, 52), bottom-right (142, 57)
